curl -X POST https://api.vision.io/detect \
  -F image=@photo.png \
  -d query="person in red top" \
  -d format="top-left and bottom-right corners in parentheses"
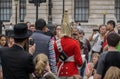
top-left (54, 10), bottom-right (83, 79)
top-left (102, 20), bottom-right (116, 51)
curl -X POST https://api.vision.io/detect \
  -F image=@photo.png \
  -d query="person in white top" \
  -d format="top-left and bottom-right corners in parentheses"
top-left (8, 23), bottom-right (13, 30)
top-left (89, 25), bottom-right (107, 61)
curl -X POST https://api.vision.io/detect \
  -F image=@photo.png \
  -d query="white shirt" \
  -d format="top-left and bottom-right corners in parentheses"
top-left (9, 25), bottom-right (13, 30)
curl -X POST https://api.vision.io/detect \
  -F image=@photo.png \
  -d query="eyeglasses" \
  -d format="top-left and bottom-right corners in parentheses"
top-left (72, 33), bottom-right (78, 36)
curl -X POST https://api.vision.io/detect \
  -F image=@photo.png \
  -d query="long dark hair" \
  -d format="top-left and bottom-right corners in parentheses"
top-left (0, 34), bottom-right (8, 47)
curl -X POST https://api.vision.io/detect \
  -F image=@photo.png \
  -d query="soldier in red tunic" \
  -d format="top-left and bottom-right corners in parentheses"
top-left (54, 10), bottom-right (83, 79)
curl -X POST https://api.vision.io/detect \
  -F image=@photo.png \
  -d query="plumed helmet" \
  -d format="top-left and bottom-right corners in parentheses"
top-left (60, 10), bottom-right (72, 37)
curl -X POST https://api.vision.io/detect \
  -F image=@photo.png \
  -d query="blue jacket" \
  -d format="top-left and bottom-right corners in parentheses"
top-left (31, 30), bottom-right (50, 58)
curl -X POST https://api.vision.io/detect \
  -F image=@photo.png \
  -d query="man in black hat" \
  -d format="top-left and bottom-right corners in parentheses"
top-left (0, 23), bottom-right (35, 79)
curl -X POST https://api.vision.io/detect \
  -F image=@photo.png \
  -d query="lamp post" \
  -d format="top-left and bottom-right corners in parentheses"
top-left (63, 0), bottom-right (65, 15)
top-left (48, 0), bottom-right (53, 31)
top-left (0, 21), bottom-right (2, 34)
top-left (61, 0), bottom-right (65, 23)
top-left (14, 0), bottom-right (19, 24)
top-left (29, 0), bottom-right (46, 21)
top-left (103, 11), bottom-right (106, 25)
top-left (34, 0), bottom-right (40, 21)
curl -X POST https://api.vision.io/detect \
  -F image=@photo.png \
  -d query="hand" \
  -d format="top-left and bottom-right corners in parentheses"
top-left (103, 45), bottom-right (108, 51)
top-left (92, 31), bottom-right (97, 35)
top-left (29, 44), bottom-right (35, 55)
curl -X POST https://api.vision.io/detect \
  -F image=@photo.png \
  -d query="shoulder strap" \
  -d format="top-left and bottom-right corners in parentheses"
top-left (56, 39), bottom-right (63, 52)
top-left (56, 39), bottom-right (64, 76)
top-left (93, 34), bottom-right (99, 45)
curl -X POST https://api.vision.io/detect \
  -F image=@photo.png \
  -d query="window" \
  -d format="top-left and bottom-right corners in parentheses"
top-left (0, 0), bottom-right (12, 22)
top-left (74, 0), bottom-right (89, 22)
top-left (115, 0), bottom-right (120, 22)
top-left (19, 0), bottom-right (26, 22)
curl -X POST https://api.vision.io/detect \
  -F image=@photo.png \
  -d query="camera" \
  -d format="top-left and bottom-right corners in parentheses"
top-left (93, 29), bottom-right (99, 32)
top-left (29, 39), bottom-right (34, 45)
top-left (80, 41), bottom-right (84, 49)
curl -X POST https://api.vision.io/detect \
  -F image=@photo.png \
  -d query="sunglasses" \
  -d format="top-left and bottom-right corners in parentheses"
top-left (72, 33), bottom-right (78, 36)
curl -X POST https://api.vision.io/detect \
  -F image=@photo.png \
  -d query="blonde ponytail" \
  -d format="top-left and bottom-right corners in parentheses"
top-left (35, 54), bottom-right (48, 77)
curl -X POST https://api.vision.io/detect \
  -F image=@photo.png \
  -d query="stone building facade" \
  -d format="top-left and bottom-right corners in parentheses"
top-left (0, 0), bottom-right (120, 34)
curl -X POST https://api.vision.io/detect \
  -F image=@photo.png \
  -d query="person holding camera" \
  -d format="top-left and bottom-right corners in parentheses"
top-left (0, 23), bottom-right (35, 79)
top-left (89, 29), bottom-right (99, 44)
top-left (89, 25), bottom-right (107, 56)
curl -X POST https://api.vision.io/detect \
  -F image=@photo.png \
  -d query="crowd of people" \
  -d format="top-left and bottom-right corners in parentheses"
top-left (0, 11), bottom-right (120, 79)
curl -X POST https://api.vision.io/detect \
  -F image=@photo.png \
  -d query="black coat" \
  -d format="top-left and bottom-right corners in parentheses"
top-left (0, 44), bottom-right (35, 79)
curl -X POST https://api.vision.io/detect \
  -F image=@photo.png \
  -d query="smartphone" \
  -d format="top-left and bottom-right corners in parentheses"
top-left (29, 39), bottom-right (34, 45)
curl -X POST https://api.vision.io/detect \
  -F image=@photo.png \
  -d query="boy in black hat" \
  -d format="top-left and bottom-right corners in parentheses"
top-left (0, 23), bottom-right (35, 79)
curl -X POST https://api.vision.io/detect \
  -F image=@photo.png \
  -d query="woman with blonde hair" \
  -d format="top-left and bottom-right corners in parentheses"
top-left (104, 66), bottom-right (120, 79)
top-left (34, 53), bottom-right (58, 79)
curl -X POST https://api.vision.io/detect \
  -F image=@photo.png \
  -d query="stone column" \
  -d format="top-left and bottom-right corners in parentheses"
top-left (88, 0), bottom-right (116, 25)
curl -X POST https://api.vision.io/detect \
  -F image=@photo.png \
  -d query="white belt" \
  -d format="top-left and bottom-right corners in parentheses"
top-left (59, 55), bottom-right (74, 62)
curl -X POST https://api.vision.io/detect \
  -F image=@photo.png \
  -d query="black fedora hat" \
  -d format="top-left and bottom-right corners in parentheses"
top-left (13, 23), bottom-right (32, 38)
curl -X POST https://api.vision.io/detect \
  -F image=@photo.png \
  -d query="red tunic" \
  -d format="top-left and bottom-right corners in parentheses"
top-left (102, 30), bottom-right (115, 49)
top-left (54, 36), bottom-right (83, 76)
